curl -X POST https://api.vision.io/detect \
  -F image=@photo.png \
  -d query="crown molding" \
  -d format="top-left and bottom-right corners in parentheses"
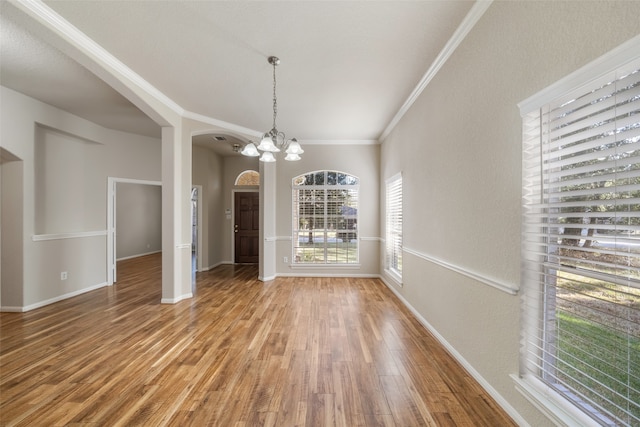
top-left (180, 119), bottom-right (380, 146)
top-left (13, 0), bottom-right (495, 144)
top-left (300, 139), bottom-right (379, 146)
top-left (379, 0), bottom-right (493, 142)
top-left (183, 110), bottom-right (263, 139)
top-left (10, 0), bottom-right (185, 120)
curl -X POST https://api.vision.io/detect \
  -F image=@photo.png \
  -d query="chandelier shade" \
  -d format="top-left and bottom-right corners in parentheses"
top-left (257, 134), bottom-right (280, 152)
top-left (285, 139), bottom-right (304, 155)
top-left (242, 56), bottom-right (302, 162)
top-left (240, 143), bottom-right (260, 157)
top-left (259, 151), bottom-right (276, 162)
top-left (284, 153), bottom-right (301, 161)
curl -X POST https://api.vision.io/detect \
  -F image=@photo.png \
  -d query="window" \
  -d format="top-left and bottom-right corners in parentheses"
top-left (386, 173), bottom-right (402, 281)
top-left (521, 50), bottom-right (640, 425)
top-left (235, 170), bottom-right (259, 186)
top-left (292, 171), bottom-right (359, 264)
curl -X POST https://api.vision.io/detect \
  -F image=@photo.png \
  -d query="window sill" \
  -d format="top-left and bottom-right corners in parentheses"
top-left (290, 263), bottom-right (361, 269)
top-left (511, 374), bottom-right (603, 427)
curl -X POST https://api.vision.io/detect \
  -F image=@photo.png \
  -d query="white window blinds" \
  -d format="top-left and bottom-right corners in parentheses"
top-left (386, 174), bottom-right (402, 280)
top-left (521, 55), bottom-right (640, 425)
top-left (292, 171), bottom-right (359, 264)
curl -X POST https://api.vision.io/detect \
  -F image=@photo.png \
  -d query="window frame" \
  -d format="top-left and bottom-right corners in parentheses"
top-left (518, 35), bottom-right (640, 426)
top-left (291, 170), bottom-right (360, 265)
top-left (385, 173), bottom-right (403, 284)
top-left (234, 170), bottom-right (260, 186)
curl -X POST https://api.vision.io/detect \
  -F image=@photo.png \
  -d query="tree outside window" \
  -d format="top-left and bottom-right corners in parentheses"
top-left (292, 171), bottom-right (359, 264)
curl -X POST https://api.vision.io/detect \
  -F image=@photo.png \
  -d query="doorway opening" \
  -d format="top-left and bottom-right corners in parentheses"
top-left (191, 185), bottom-right (202, 288)
top-left (1, 148), bottom-right (24, 309)
top-left (233, 191), bottom-right (259, 263)
top-left (107, 177), bottom-right (162, 284)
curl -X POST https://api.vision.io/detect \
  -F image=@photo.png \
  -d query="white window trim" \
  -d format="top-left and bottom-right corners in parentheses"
top-left (291, 171), bottom-right (360, 265)
top-left (512, 375), bottom-right (606, 427)
top-left (516, 34), bottom-right (640, 426)
top-left (518, 34), bottom-right (640, 115)
top-left (385, 172), bottom-right (403, 285)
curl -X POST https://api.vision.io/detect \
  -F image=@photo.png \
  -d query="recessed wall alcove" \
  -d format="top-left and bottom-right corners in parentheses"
top-left (34, 124), bottom-right (103, 235)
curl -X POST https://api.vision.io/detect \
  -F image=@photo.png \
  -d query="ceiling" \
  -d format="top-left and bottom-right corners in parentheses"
top-left (0, 1), bottom-right (476, 155)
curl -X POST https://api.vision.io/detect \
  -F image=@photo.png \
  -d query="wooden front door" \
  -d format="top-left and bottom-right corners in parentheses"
top-left (234, 192), bottom-right (259, 263)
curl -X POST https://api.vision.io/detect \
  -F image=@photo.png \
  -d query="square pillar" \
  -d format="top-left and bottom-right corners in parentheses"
top-left (161, 125), bottom-right (192, 303)
top-left (259, 161), bottom-right (276, 281)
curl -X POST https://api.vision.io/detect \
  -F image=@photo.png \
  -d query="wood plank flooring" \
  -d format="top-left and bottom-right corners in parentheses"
top-left (0, 254), bottom-right (516, 426)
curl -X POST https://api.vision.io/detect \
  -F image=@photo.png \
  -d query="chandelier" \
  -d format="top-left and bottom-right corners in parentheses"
top-left (241, 56), bottom-right (303, 162)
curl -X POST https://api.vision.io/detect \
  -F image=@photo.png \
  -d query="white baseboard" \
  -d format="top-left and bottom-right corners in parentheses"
top-left (2, 281), bottom-right (109, 312)
top-left (378, 274), bottom-right (529, 427)
top-left (277, 272), bottom-right (379, 278)
top-left (0, 306), bottom-right (25, 312)
top-left (161, 292), bottom-right (193, 304)
top-left (202, 261), bottom-right (233, 271)
top-left (116, 250), bottom-right (161, 262)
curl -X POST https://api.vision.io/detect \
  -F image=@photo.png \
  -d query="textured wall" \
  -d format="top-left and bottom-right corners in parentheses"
top-left (380, 1), bottom-right (640, 425)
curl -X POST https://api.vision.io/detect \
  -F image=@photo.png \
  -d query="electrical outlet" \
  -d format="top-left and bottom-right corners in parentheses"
top-left (61, 272), bottom-right (68, 280)
top-left (283, 256), bottom-right (288, 263)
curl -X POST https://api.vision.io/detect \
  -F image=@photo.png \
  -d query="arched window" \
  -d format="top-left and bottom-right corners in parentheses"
top-left (292, 170), bottom-right (359, 264)
top-left (235, 170), bottom-right (259, 186)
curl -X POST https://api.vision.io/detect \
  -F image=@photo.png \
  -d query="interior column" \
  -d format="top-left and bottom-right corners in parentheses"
top-left (161, 125), bottom-right (192, 303)
top-left (259, 161), bottom-right (276, 281)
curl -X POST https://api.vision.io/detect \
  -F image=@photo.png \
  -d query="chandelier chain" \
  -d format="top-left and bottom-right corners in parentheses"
top-left (272, 60), bottom-right (278, 131)
top-left (240, 55), bottom-right (301, 162)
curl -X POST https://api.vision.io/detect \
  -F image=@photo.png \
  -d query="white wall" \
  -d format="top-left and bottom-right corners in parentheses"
top-left (380, 2), bottom-right (640, 425)
top-left (0, 86), bottom-right (161, 311)
top-left (274, 144), bottom-right (380, 277)
top-left (116, 182), bottom-right (162, 260)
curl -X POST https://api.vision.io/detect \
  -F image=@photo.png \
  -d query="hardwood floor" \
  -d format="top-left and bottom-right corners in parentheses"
top-left (1, 254), bottom-right (516, 426)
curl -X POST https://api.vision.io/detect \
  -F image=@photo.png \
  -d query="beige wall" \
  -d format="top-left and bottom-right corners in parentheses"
top-left (192, 144), bottom-right (224, 269)
top-left (273, 144), bottom-right (380, 276)
top-left (223, 155), bottom-right (260, 263)
top-left (380, 1), bottom-right (640, 425)
top-left (1, 155), bottom-right (23, 307)
top-left (191, 139), bottom-right (380, 276)
top-left (116, 182), bottom-right (162, 260)
top-left (4, 1), bottom-right (637, 420)
top-left (0, 86), bottom-right (161, 310)
top-left (34, 125), bottom-right (105, 234)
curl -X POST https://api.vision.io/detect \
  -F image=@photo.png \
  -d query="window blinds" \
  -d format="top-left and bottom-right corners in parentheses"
top-left (292, 171), bottom-right (359, 264)
top-left (522, 58), bottom-right (640, 425)
top-left (386, 174), bottom-right (403, 278)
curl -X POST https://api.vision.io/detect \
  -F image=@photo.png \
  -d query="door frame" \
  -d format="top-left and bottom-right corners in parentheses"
top-left (107, 177), bottom-right (162, 285)
top-left (191, 185), bottom-right (203, 272)
top-left (231, 189), bottom-right (259, 264)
